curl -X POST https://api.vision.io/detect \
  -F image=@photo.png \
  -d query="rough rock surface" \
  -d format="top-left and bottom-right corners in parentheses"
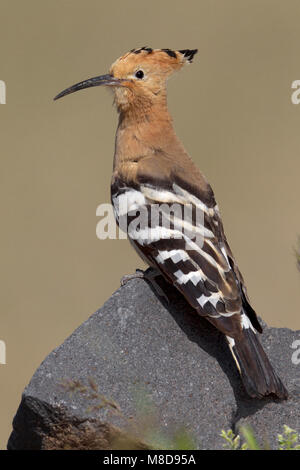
top-left (8, 273), bottom-right (300, 449)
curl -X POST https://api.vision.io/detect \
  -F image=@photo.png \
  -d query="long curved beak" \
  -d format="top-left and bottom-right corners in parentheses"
top-left (54, 74), bottom-right (123, 101)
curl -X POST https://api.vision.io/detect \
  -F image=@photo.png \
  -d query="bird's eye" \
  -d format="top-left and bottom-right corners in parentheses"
top-left (135, 70), bottom-right (144, 79)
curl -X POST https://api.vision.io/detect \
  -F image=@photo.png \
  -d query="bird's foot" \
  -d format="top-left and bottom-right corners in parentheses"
top-left (120, 267), bottom-right (169, 304)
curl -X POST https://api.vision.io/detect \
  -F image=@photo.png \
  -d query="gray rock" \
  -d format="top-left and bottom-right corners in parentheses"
top-left (8, 273), bottom-right (300, 449)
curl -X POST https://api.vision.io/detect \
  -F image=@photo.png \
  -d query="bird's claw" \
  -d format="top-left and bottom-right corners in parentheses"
top-left (120, 268), bottom-right (170, 305)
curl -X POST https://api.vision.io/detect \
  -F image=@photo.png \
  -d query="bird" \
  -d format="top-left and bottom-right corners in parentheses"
top-left (54, 47), bottom-right (288, 400)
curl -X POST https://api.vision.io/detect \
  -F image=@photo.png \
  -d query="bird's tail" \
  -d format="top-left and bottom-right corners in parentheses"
top-left (226, 327), bottom-right (288, 400)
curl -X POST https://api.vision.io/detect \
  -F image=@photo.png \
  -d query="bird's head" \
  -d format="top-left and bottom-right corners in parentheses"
top-left (54, 47), bottom-right (197, 114)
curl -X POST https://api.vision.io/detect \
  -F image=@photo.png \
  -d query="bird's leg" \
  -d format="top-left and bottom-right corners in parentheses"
top-left (121, 267), bottom-right (169, 304)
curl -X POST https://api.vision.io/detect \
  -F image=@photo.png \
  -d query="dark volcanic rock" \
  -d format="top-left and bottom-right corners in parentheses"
top-left (8, 273), bottom-right (300, 449)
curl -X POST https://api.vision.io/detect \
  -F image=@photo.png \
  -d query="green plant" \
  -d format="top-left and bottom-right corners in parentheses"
top-left (278, 425), bottom-right (300, 450)
top-left (221, 425), bottom-right (300, 450)
top-left (220, 429), bottom-right (248, 450)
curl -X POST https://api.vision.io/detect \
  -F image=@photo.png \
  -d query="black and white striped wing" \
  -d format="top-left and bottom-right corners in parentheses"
top-left (112, 182), bottom-right (242, 320)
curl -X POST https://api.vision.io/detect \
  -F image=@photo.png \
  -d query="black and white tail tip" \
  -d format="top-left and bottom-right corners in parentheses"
top-left (226, 315), bottom-right (288, 399)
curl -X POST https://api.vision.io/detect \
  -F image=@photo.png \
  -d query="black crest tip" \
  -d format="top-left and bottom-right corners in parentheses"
top-left (131, 46), bottom-right (153, 54)
top-left (161, 48), bottom-right (177, 59)
top-left (178, 49), bottom-right (198, 63)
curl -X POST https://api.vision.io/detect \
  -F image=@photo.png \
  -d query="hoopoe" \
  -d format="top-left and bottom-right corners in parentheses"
top-left (55, 47), bottom-right (288, 400)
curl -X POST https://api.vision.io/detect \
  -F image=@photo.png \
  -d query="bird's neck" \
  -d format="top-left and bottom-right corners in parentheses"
top-left (113, 100), bottom-right (183, 173)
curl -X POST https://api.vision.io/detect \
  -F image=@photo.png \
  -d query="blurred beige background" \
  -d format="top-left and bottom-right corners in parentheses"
top-left (1, 0), bottom-right (300, 448)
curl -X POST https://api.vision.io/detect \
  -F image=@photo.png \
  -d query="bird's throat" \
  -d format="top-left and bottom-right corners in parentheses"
top-left (113, 102), bottom-right (175, 173)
